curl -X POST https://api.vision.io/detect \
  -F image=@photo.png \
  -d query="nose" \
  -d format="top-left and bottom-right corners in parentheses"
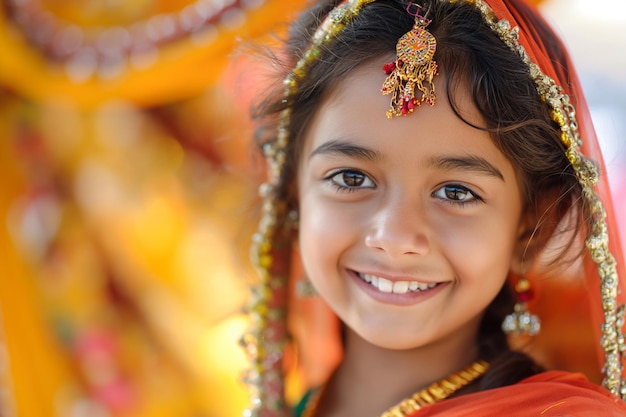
top-left (364, 195), bottom-right (430, 257)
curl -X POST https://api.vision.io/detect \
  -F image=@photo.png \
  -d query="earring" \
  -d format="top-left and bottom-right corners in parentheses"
top-left (291, 210), bottom-right (314, 297)
top-left (296, 276), bottom-right (317, 298)
top-left (502, 273), bottom-right (541, 336)
top-left (287, 209), bottom-right (299, 230)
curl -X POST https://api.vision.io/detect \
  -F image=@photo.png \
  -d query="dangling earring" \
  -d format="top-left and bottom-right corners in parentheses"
top-left (296, 276), bottom-right (317, 298)
top-left (289, 208), bottom-right (316, 297)
top-left (502, 272), bottom-right (541, 336)
top-left (287, 208), bottom-right (299, 231)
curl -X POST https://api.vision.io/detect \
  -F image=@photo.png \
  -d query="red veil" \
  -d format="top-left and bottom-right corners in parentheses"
top-left (487, 0), bottom-right (626, 393)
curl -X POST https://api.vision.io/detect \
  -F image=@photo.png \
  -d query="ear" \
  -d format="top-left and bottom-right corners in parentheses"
top-left (510, 219), bottom-right (532, 274)
top-left (510, 191), bottom-right (562, 273)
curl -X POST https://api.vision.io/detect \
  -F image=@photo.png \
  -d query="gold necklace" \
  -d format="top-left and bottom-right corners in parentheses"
top-left (304, 360), bottom-right (489, 417)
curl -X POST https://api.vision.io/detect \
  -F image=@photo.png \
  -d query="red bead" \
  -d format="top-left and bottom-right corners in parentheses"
top-left (401, 97), bottom-right (410, 115)
top-left (382, 62), bottom-right (396, 74)
top-left (517, 289), bottom-right (534, 302)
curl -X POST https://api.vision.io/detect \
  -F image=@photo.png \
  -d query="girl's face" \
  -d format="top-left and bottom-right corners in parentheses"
top-left (297, 60), bottom-right (527, 351)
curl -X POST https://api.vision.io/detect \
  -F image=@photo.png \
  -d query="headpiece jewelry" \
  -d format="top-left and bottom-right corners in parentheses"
top-left (382, 3), bottom-right (438, 117)
top-left (242, 0), bottom-right (626, 415)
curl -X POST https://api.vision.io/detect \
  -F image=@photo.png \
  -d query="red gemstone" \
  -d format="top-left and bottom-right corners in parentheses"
top-left (382, 62), bottom-right (396, 74)
top-left (517, 289), bottom-right (534, 302)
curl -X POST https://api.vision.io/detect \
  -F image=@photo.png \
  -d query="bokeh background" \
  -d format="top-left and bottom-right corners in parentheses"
top-left (0, 0), bottom-right (624, 416)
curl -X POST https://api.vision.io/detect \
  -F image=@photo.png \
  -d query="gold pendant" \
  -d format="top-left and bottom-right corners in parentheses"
top-left (382, 4), bottom-right (438, 118)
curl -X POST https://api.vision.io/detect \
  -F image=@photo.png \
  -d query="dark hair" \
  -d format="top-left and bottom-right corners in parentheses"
top-left (252, 0), bottom-right (583, 390)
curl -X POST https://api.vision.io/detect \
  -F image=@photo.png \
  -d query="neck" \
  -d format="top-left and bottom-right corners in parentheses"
top-left (317, 326), bottom-right (481, 416)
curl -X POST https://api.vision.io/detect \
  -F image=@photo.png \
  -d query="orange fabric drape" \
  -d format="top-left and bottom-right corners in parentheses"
top-left (411, 371), bottom-right (626, 416)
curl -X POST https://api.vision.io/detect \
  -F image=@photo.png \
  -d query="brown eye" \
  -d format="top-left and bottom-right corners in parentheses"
top-left (328, 169), bottom-right (375, 190)
top-left (342, 171), bottom-right (365, 186)
top-left (444, 186), bottom-right (471, 201)
top-left (433, 184), bottom-right (481, 205)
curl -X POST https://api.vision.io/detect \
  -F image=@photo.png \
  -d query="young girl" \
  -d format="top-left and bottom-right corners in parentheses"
top-left (239, 0), bottom-right (626, 415)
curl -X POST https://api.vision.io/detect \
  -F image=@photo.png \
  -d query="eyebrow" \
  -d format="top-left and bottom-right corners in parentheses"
top-left (427, 155), bottom-right (504, 180)
top-left (309, 141), bottom-right (504, 180)
top-left (309, 140), bottom-right (382, 161)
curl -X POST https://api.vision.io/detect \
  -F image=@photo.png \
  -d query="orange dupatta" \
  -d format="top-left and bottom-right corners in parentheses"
top-left (410, 371), bottom-right (626, 417)
top-left (483, 0), bottom-right (626, 392)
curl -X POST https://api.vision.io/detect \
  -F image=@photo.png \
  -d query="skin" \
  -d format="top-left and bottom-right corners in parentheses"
top-left (296, 59), bottom-right (531, 415)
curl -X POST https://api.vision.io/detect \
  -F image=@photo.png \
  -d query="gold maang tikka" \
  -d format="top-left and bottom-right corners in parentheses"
top-left (382, 3), bottom-right (438, 118)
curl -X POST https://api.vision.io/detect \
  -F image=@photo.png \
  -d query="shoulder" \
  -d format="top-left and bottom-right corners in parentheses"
top-left (514, 371), bottom-right (626, 414)
top-left (412, 371), bottom-right (626, 417)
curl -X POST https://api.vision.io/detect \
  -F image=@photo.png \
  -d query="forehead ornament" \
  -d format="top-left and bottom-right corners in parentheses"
top-left (382, 3), bottom-right (438, 117)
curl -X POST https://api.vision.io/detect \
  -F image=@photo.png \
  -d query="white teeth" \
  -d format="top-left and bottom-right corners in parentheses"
top-left (358, 273), bottom-right (437, 294)
top-left (392, 281), bottom-right (409, 294)
top-left (378, 277), bottom-right (393, 293)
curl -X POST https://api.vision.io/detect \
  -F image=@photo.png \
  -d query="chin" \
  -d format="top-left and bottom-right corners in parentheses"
top-left (354, 327), bottom-right (429, 351)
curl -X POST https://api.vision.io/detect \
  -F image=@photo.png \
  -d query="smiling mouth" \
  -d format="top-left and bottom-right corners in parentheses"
top-left (357, 272), bottom-right (439, 294)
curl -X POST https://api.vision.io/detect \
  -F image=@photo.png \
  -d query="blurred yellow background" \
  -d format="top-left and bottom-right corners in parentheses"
top-left (0, 0), bottom-right (624, 416)
top-left (0, 1), bottom-right (307, 416)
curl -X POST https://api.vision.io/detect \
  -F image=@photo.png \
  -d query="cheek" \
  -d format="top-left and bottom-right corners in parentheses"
top-left (298, 201), bottom-right (340, 302)
top-left (299, 195), bottom-right (349, 257)
top-left (445, 220), bottom-right (517, 291)
top-left (297, 188), bottom-right (367, 286)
